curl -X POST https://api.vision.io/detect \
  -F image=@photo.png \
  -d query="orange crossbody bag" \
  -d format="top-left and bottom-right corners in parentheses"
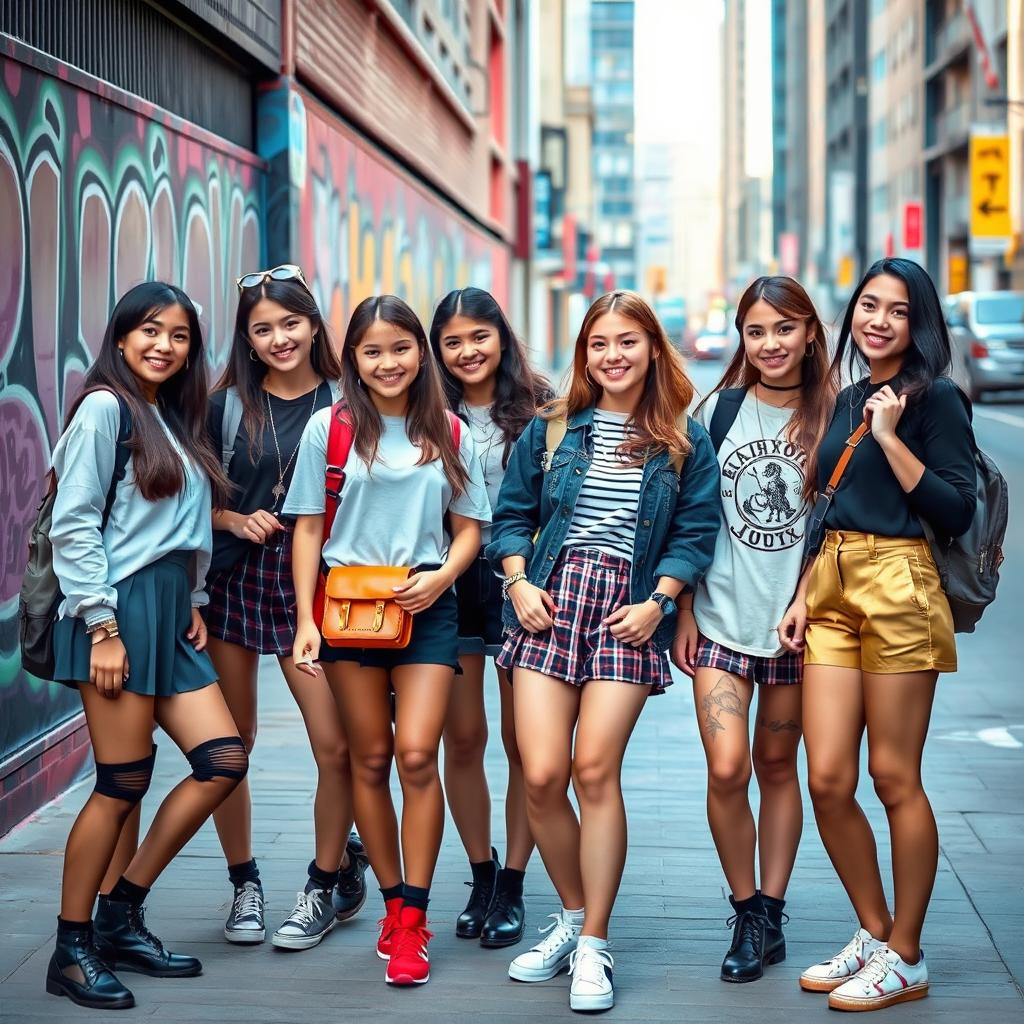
top-left (312, 404), bottom-right (461, 648)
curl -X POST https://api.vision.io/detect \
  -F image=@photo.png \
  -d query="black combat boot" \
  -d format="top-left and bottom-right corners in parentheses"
top-left (480, 866), bottom-right (526, 948)
top-left (46, 918), bottom-right (135, 1009)
top-left (456, 847), bottom-right (500, 939)
top-left (94, 896), bottom-right (201, 977)
top-left (761, 892), bottom-right (788, 965)
top-left (721, 893), bottom-right (770, 983)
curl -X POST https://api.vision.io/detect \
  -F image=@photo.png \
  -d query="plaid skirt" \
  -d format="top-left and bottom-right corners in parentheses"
top-left (497, 548), bottom-right (672, 694)
top-left (694, 634), bottom-right (803, 686)
top-left (205, 526), bottom-right (296, 656)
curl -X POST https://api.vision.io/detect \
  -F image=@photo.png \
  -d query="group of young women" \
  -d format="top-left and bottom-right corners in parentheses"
top-left (42, 254), bottom-right (976, 1015)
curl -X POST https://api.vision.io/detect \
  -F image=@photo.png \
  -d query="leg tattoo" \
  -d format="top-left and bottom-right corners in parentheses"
top-left (702, 675), bottom-right (744, 741)
top-left (758, 717), bottom-right (801, 733)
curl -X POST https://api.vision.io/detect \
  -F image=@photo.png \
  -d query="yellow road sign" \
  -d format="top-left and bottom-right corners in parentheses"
top-left (970, 134), bottom-right (1011, 239)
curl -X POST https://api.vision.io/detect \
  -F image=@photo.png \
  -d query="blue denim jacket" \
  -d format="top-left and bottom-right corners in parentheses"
top-left (485, 406), bottom-right (721, 652)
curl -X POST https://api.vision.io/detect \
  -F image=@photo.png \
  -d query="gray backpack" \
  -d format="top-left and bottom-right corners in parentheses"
top-left (920, 393), bottom-right (1007, 633)
top-left (19, 392), bottom-right (132, 678)
top-left (220, 381), bottom-right (342, 473)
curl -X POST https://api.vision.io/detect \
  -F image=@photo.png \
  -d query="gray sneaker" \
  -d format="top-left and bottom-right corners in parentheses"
top-left (224, 881), bottom-right (265, 944)
top-left (271, 890), bottom-right (336, 950)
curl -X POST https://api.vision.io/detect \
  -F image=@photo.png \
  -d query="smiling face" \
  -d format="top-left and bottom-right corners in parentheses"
top-left (352, 318), bottom-right (421, 410)
top-left (247, 297), bottom-right (315, 375)
top-left (741, 298), bottom-right (812, 387)
top-left (118, 304), bottom-right (191, 399)
top-left (585, 310), bottom-right (653, 409)
top-left (851, 273), bottom-right (912, 379)
top-left (438, 313), bottom-right (502, 392)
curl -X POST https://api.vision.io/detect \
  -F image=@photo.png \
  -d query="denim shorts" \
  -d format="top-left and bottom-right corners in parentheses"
top-left (455, 552), bottom-right (505, 657)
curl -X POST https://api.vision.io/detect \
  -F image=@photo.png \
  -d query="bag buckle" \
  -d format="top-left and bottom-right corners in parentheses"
top-left (372, 600), bottom-right (386, 632)
top-left (336, 600), bottom-right (351, 631)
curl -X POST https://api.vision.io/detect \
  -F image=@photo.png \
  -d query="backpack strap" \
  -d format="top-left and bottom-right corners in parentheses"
top-left (542, 415), bottom-right (568, 471)
top-left (667, 412), bottom-right (690, 475)
top-left (100, 394), bottom-right (132, 530)
top-left (446, 409), bottom-right (462, 449)
top-left (707, 387), bottom-right (747, 454)
top-left (220, 386), bottom-right (244, 474)
top-left (323, 402), bottom-right (356, 546)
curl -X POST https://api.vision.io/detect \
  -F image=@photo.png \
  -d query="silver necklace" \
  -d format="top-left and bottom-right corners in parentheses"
top-left (267, 381), bottom-right (321, 506)
top-left (752, 384), bottom-right (793, 443)
top-left (461, 402), bottom-right (504, 466)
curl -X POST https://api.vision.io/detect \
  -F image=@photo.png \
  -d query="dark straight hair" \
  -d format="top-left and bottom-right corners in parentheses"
top-left (833, 257), bottom-right (953, 403)
top-left (428, 287), bottom-right (550, 465)
top-left (63, 281), bottom-right (230, 506)
top-left (697, 275), bottom-right (837, 502)
top-left (341, 294), bottom-right (469, 496)
top-left (215, 278), bottom-right (343, 459)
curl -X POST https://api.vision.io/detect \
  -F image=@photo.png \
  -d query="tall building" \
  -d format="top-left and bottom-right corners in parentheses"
top-left (1009, 0), bottom-right (1024, 289)
top-left (591, 0), bottom-right (637, 290)
top-left (636, 142), bottom-right (674, 299)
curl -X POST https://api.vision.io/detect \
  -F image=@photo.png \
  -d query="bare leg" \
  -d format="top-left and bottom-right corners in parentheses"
top-left (752, 683), bottom-right (803, 899)
top-left (497, 665), bottom-right (534, 871)
top-left (572, 681), bottom-right (651, 939)
top-left (100, 804), bottom-right (141, 896)
top-left (804, 665), bottom-right (892, 940)
top-left (442, 654), bottom-right (492, 863)
top-left (513, 668), bottom-right (583, 909)
top-left (864, 671), bottom-right (938, 963)
top-left (693, 669), bottom-right (756, 899)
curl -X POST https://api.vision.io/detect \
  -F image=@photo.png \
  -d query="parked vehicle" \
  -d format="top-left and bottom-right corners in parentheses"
top-left (689, 331), bottom-right (731, 361)
top-left (945, 291), bottom-right (1024, 401)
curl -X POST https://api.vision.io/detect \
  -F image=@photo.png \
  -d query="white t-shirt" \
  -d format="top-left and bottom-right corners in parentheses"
top-left (693, 390), bottom-right (809, 657)
top-left (460, 403), bottom-right (507, 547)
top-left (283, 409), bottom-right (491, 567)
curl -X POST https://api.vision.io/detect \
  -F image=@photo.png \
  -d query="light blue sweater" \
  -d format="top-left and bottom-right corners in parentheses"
top-left (49, 390), bottom-right (213, 627)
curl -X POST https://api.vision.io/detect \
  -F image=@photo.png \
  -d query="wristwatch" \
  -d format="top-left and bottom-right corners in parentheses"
top-left (649, 592), bottom-right (677, 617)
top-left (87, 617), bottom-right (120, 642)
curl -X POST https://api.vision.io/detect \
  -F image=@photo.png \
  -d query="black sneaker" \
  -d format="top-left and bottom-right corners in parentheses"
top-left (332, 835), bottom-right (369, 921)
top-left (272, 889), bottom-right (336, 950)
top-left (46, 920), bottom-right (135, 1010)
top-left (224, 880), bottom-right (266, 944)
top-left (94, 898), bottom-right (201, 977)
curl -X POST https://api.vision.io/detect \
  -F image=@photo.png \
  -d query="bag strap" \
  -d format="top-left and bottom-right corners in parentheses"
top-left (542, 415), bottom-right (568, 471)
top-left (99, 394), bottom-right (132, 529)
top-left (824, 422), bottom-right (870, 496)
top-left (707, 387), bottom-right (746, 454)
top-left (221, 386), bottom-right (244, 474)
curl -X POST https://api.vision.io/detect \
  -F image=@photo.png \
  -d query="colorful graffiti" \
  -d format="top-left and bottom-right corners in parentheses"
top-left (0, 44), bottom-right (262, 767)
top-left (260, 84), bottom-right (509, 342)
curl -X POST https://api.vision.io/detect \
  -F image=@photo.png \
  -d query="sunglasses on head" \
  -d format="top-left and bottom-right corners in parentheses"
top-left (236, 264), bottom-right (311, 292)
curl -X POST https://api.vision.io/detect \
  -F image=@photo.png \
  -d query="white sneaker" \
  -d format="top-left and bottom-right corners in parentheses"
top-left (569, 937), bottom-right (614, 1012)
top-left (829, 946), bottom-right (928, 1011)
top-left (799, 927), bottom-right (885, 992)
top-left (508, 911), bottom-right (581, 982)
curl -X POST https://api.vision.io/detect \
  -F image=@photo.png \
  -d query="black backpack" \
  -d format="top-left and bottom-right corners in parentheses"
top-left (18, 393), bottom-right (132, 679)
top-left (706, 387), bottom-right (746, 453)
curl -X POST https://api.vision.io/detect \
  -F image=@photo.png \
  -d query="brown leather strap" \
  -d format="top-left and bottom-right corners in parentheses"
top-left (825, 422), bottom-right (870, 495)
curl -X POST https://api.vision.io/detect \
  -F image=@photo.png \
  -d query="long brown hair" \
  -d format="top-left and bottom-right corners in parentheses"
top-left (698, 276), bottom-right (836, 502)
top-left (548, 290), bottom-right (694, 467)
top-left (341, 295), bottom-right (469, 496)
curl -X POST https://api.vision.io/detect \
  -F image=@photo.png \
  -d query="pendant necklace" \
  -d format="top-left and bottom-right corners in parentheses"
top-left (267, 381), bottom-right (322, 507)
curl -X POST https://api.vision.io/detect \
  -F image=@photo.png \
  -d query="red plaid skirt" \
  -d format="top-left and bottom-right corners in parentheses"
top-left (205, 526), bottom-right (297, 656)
top-left (694, 634), bottom-right (803, 686)
top-left (497, 548), bottom-right (672, 694)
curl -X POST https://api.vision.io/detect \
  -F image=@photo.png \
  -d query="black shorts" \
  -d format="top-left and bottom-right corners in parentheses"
top-left (455, 552), bottom-right (505, 657)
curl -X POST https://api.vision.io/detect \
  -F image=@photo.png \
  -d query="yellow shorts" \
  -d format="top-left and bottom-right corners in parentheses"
top-left (804, 530), bottom-right (957, 674)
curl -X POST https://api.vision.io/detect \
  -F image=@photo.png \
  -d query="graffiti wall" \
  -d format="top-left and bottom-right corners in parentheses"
top-left (0, 41), bottom-right (262, 776)
top-left (260, 83), bottom-right (509, 341)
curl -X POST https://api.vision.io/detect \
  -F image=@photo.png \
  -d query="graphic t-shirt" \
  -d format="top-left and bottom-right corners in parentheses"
top-left (693, 390), bottom-right (808, 657)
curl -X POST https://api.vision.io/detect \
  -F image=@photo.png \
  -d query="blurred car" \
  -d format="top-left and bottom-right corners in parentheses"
top-left (945, 291), bottom-right (1024, 401)
top-left (690, 331), bottom-right (730, 361)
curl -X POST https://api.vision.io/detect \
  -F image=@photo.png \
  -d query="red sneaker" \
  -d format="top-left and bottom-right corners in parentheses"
top-left (376, 898), bottom-right (404, 960)
top-left (384, 906), bottom-right (433, 986)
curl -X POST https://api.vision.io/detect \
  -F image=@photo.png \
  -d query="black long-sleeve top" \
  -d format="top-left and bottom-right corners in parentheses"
top-left (818, 376), bottom-right (977, 538)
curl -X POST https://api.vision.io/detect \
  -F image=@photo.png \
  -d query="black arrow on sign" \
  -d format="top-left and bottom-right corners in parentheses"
top-left (978, 199), bottom-right (1007, 216)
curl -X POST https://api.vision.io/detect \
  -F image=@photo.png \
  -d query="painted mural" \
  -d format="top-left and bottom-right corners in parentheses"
top-left (0, 46), bottom-right (262, 763)
top-left (261, 84), bottom-right (509, 342)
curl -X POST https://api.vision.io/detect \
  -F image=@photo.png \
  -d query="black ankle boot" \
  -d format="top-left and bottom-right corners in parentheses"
top-left (94, 897), bottom-right (202, 977)
top-left (46, 919), bottom-right (135, 1010)
top-left (456, 847), bottom-right (499, 939)
top-left (480, 867), bottom-right (526, 948)
top-left (721, 893), bottom-right (770, 983)
top-left (332, 835), bottom-right (370, 921)
top-left (760, 893), bottom-right (788, 964)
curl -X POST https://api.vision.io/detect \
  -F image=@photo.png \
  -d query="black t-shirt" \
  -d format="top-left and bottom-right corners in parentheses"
top-left (818, 376), bottom-right (977, 538)
top-left (207, 383), bottom-right (335, 573)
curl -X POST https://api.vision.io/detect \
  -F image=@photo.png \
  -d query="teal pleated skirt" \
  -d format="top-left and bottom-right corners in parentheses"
top-left (53, 550), bottom-right (218, 696)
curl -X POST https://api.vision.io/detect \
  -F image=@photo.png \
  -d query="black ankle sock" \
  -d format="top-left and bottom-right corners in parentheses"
top-left (470, 857), bottom-right (498, 887)
top-left (57, 916), bottom-right (92, 937)
top-left (732, 893), bottom-right (765, 916)
top-left (380, 883), bottom-right (405, 903)
top-left (305, 859), bottom-right (340, 894)
top-left (228, 858), bottom-right (261, 887)
top-left (108, 877), bottom-right (150, 907)
top-left (403, 885), bottom-right (430, 911)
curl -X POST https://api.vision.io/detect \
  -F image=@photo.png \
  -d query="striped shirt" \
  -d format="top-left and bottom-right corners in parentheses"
top-left (562, 409), bottom-right (644, 559)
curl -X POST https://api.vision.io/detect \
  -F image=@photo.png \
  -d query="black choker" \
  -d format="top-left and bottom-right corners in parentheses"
top-left (758, 379), bottom-right (802, 392)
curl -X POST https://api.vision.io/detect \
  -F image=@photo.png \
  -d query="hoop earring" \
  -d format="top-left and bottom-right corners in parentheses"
top-left (118, 348), bottom-right (125, 360)
top-left (357, 377), bottom-right (366, 389)
top-left (585, 366), bottom-right (596, 386)
top-left (249, 348), bottom-right (258, 362)
top-left (805, 342), bottom-right (815, 358)
top-left (185, 355), bottom-right (189, 370)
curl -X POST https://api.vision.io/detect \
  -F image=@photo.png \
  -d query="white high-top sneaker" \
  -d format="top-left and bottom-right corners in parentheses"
top-left (828, 946), bottom-right (928, 1011)
top-left (508, 909), bottom-right (582, 982)
top-left (569, 937), bottom-right (614, 1012)
top-left (799, 927), bottom-right (885, 992)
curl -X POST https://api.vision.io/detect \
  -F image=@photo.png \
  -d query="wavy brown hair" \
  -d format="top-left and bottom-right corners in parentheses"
top-left (341, 295), bottom-right (469, 496)
top-left (697, 275), bottom-right (836, 502)
top-left (548, 290), bottom-right (694, 467)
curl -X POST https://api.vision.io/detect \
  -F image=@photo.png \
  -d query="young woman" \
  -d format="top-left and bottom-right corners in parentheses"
top-left (429, 287), bottom-right (549, 947)
top-left (46, 282), bottom-right (247, 1010)
top-left (204, 265), bottom-right (366, 950)
top-left (781, 258), bottom-right (976, 1011)
top-left (488, 290), bottom-right (721, 1012)
top-left (673, 276), bottom-right (835, 983)
top-left (285, 295), bottom-right (491, 987)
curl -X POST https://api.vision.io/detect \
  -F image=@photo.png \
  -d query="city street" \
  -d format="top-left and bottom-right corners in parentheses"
top-left (0, 363), bottom-right (1021, 1023)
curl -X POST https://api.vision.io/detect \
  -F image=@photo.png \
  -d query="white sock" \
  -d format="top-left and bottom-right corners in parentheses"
top-left (562, 906), bottom-right (585, 928)
top-left (577, 934), bottom-right (609, 950)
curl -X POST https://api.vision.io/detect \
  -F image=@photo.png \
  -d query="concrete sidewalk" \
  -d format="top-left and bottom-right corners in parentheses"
top-left (1, 650), bottom-right (1022, 1023)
